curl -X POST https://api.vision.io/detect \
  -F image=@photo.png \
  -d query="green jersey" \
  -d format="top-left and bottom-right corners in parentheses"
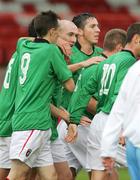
top-left (0, 52), bottom-right (18, 136)
top-left (61, 42), bottom-right (103, 109)
top-left (12, 39), bottom-right (72, 131)
top-left (69, 50), bottom-right (136, 124)
top-left (68, 65), bottom-right (97, 121)
top-left (51, 60), bottom-right (68, 141)
top-left (68, 54), bottom-right (106, 121)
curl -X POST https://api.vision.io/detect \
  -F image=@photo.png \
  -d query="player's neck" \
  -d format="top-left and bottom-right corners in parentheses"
top-left (103, 49), bottom-right (118, 57)
top-left (124, 44), bottom-right (136, 57)
top-left (78, 38), bottom-right (93, 55)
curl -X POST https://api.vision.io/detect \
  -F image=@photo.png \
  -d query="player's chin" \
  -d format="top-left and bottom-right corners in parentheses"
top-left (94, 38), bottom-right (99, 44)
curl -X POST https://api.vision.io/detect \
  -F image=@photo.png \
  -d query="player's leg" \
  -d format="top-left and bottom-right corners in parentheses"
top-left (37, 165), bottom-right (57, 180)
top-left (126, 140), bottom-right (139, 180)
top-left (54, 162), bottom-right (73, 180)
top-left (34, 130), bottom-right (58, 180)
top-left (27, 168), bottom-right (39, 180)
top-left (8, 159), bottom-right (30, 180)
top-left (51, 138), bottom-right (73, 180)
top-left (0, 137), bottom-right (11, 179)
top-left (92, 169), bottom-right (118, 180)
top-left (136, 146), bottom-right (140, 178)
top-left (86, 112), bottom-right (118, 180)
top-left (0, 169), bottom-right (10, 179)
top-left (8, 130), bottom-right (56, 180)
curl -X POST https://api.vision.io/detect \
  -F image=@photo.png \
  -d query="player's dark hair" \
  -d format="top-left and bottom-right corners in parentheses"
top-left (103, 29), bottom-right (127, 51)
top-left (126, 22), bottom-right (140, 43)
top-left (33, 10), bottom-right (59, 38)
top-left (28, 18), bottom-right (36, 37)
top-left (72, 12), bottom-right (95, 29)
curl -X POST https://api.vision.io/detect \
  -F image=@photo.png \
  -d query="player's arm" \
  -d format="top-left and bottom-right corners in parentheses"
top-left (68, 56), bottom-right (105, 73)
top-left (63, 78), bottom-right (75, 92)
top-left (87, 97), bottom-right (97, 115)
top-left (50, 104), bottom-right (69, 124)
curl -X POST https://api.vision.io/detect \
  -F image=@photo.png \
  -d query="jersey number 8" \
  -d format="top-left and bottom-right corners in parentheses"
top-left (3, 58), bottom-right (15, 89)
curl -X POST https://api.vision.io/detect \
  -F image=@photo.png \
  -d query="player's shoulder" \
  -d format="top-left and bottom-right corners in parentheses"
top-left (48, 44), bottom-right (64, 55)
top-left (94, 46), bottom-right (103, 52)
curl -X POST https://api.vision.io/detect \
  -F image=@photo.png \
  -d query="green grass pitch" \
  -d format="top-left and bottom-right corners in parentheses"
top-left (76, 168), bottom-right (130, 180)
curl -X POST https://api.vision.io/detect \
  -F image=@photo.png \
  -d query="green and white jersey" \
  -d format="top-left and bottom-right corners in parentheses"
top-left (0, 53), bottom-right (18, 136)
top-left (70, 50), bottom-right (136, 124)
top-left (68, 54), bottom-right (106, 121)
top-left (61, 42), bottom-right (103, 109)
top-left (12, 39), bottom-right (72, 131)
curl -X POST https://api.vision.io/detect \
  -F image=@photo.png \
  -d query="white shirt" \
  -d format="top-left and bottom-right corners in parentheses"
top-left (101, 60), bottom-right (140, 159)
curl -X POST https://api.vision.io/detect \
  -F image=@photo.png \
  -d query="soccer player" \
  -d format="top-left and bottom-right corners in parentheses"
top-left (0, 52), bottom-right (19, 180)
top-left (66, 22), bottom-right (140, 180)
top-left (7, 11), bottom-right (74, 180)
top-left (61, 12), bottom-right (103, 110)
top-left (49, 19), bottom-right (78, 180)
top-left (58, 28), bottom-right (127, 178)
top-left (0, 19), bottom-right (36, 180)
top-left (101, 60), bottom-right (140, 180)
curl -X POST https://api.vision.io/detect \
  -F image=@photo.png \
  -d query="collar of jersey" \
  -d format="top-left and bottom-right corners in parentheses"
top-left (101, 53), bottom-right (108, 59)
top-left (75, 41), bottom-right (95, 56)
top-left (34, 38), bottom-right (50, 43)
top-left (121, 49), bottom-right (135, 58)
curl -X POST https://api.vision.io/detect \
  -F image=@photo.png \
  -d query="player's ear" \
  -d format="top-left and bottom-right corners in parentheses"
top-left (133, 34), bottom-right (140, 44)
top-left (116, 43), bottom-right (123, 52)
top-left (78, 28), bottom-right (83, 36)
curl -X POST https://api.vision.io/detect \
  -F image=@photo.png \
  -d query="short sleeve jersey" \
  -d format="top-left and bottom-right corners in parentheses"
top-left (70, 50), bottom-right (136, 124)
top-left (61, 42), bottom-right (103, 109)
top-left (12, 39), bottom-right (72, 131)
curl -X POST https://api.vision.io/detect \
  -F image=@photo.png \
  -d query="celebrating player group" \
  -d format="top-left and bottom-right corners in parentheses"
top-left (0, 10), bottom-right (140, 180)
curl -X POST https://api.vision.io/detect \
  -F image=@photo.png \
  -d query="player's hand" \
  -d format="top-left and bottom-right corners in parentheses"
top-left (59, 107), bottom-right (70, 122)
top-left (102, 157), bottom-right (115, 172)
top-left (82, 56), bottom-right (105, 67)
top-left (57, 38), bottom-right (72, 56)
top-left (119, 136), bottom-right (126, 146)
top-left (65, 124), bottom-right (77, 143)
top-left (80, 116), bottom-right (92, 126)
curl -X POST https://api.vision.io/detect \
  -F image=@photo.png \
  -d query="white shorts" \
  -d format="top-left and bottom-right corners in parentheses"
top-left (57, 120), bottom-right (89, 171)
top-left (86, 111), bottom-right (127, 170)
top-left (68, 125), bottom-right (90, 170)
top-left (0, 137), bottom-right (11, 169)
top-left (51, 138), bottom-right (67, 163)
top-left (10, 129), bottom-right (53, 168)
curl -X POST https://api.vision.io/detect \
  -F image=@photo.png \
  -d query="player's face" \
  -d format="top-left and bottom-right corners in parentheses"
top-left (59, 25), bottom-right (78, 47)
top-left (135, 35), bottom-right (140, 57)
top-left (82, 17), bottom-right (100, 45)
top-left (50, 28), bottom-right (59, 43)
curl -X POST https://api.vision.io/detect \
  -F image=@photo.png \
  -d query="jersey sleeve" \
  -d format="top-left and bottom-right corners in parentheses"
top-left (69, 70), bottom-right (98, 124)
top-left (50, 45), bottom-right (72, 83)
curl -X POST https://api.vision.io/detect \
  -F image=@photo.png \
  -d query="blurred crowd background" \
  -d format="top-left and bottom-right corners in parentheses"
top-left (0, 0), bottom-right (140, 85)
